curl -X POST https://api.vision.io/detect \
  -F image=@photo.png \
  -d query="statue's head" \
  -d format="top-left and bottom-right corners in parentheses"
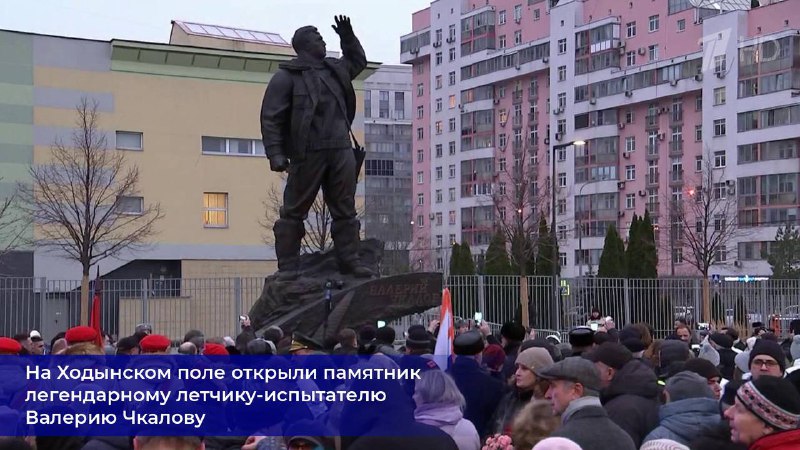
top-left (292, 26), bottom-right (326, 61)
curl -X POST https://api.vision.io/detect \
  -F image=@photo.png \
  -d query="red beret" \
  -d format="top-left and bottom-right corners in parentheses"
top-left (203, 343), bottom-right (229, 356)
top-left (139, 334), bottom-right (171, 353)
top-left (0, 337), bottom-right (21, 354)
top-left (65, 326), bottom-right (98, 344)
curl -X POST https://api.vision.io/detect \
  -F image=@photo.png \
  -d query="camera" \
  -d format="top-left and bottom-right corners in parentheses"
top-left (325, 279), bottom-right (345, 289)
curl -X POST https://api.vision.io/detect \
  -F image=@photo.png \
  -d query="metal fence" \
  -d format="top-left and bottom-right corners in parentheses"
top-left (1, 276), bottom-right (799, 341)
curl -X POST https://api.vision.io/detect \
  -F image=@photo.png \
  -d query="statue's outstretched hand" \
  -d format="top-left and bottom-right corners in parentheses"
top-left (269, 155), bottom-right (289, 172)
top-left (332, 15), bottom-right (353, 37)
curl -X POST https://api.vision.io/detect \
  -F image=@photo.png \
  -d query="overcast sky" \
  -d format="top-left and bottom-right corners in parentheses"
top-left (0, 0), bottom-right (432, 64)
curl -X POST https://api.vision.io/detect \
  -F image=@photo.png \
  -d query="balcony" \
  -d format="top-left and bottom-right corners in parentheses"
top-left (646, 114), bottom-right (659, 128)
top-left (671, 109), bottom-right (683, 124)
top-left (669, 140), bottom-right (684, 156)
top-left (647, 171), bottom-right (660, 187)
top-left (529, 90), bottom-right (538, 102)
top-left (528, 111), bottom-right (539, 124)
top-left (512, 90), bottom-right (524, 104)
top-left (513, 115), bottom-right (523, 127)
top-left (646, 144), bottom-right (659, 160)
top-left (646, 202), bottom-right (660, 215)
top-left (670, 169), bottom-right (684, 186)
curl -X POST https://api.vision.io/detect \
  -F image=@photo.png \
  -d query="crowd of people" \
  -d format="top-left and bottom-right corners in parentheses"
top-left (1, 311), bottom-right (800, 450)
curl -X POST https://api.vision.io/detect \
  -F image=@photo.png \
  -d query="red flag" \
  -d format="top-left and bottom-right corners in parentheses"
top-left (89, 266), bottom-right (103, 348)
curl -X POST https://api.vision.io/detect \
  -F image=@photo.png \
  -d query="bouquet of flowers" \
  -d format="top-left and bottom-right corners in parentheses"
top-left (482, 434), bottom-right (514, 450)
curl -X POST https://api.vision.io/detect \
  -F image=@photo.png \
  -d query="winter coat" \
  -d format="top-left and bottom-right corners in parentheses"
top-left (448, 356), bottom-right (506, 438)
top-left (81, 437), bottom-right (131, 450)
top-left (643, 398), bottom-right (722, 445)
top-left (415, 403), bottom-right (480, 450)
top-left (749, 429), bottom-right (800, 450)
top-left (490, 388), bottom-right (534, 435)
top-left (500, 341), bottom-right (522, 381)
top-left (551, 404), bottom-right (636, 450)
top-left (600, 359), bottom-right (660, 447)
top-left (718, 347), bottom-right (737, 380)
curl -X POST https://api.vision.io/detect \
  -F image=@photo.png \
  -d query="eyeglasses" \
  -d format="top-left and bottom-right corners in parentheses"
top-left (752, 358), bottom-right (779, 368)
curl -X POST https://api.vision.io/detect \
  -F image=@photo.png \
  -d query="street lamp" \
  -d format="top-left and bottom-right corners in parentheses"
top-left (550, 140), bottom-right (584, 331)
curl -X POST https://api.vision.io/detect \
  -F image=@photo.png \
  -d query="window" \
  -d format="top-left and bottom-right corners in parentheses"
top-left (364, 90), bottom-right (371, 118)
top-left (417, 128), bottom-right (424, 140)
top-left (417, 215), bottom-right (424, 227)
top-left (557, 148), bottom-right (566, 161)
top-left (417, 149), bottom-right (424, 162)
top-left (499, 133), bottom-right (507, 148)
top-left (695, 125), bottom-right (702, 142)
top-left (557, 92), bottom-right (566, 110)
top-left (417, 171), bottom-right (424, 184)
top-left (499, 35), bottom-right (507, 48)
top-left (626, 165), bottom-right (636, 180)
top-left (116, 196), bottom-right (143, 215)
top-left (557, 199), bottom-right (566, 215)
top-left (714, 151), bottom-right (726, 168)
top-left (417, 106), bottom-right (424, 119)
top-left (435, 75), bottom-right (442, 89)
top-left (436, 52), bottom-right (442, 65)
top-left (714, 55), bottom-right (726, 74)
top-left (695, 155), bottom-right (703, 172)
top-left (116, 131), bottom-right (143, 150)
top-left (201, 136), bottom-right (265, 156)
top-left (514, 30), bottom-right (522, 45)
top-left (649, 15), bottom-right (660, 32)
top-left (695, 95), bottom-right (702, 111)
top-left (677, 19), bottom-right (685, 32)
top-left (626, 194), bottom-right (635, 209)
top-left (499, 10), bottom-right (507, 25)
top-left (435, 29), bottom-right (442, 43)
top-left (435, 121), bottom-right (443, 134)
top-left (534, 9), bottom-right (540, 20)
top-left (558, 66), bottom-right (566, 81)
top-left (626, 22), bottom-right (636, 38)
top-left (648, 45), bottom-right (659, 61)
top-left (449, 71), bottom-right (456, 85)
top-left (713, 182), bottom-right (727, 199)
top-left (449, 25), bottom-right (456, 41)
top-left (559, 253), bottom-right (567, 267)
top-left (416, 64), bottom-right (423, 75)
top-left (435, 213), bottom-right (442, 226)
top-left (558, 172), bottom-right (567, 187)
top-left (436, 166), bottom-right (443, 179)
top-left (499, 158), bottom-right (506, 172)
top-left (715, 247), bottom-right (728, 263)
top-left (513, 4), bottom-right (522, 20)
top-left (449, 164), bottom-right (456, 178)
top-left (449, 95), bottom-right (456, 109)
top-left (713, 87), bottom-right (726, 106)
top-left (436, 98), bottom-right (442, 112)
top-left (449, 141), bottom-right (456, 155)
top-left (449, 117), bottom-right (456, 131)
top-left (625, 136), bottom-right (636, 153)
top-left (417, 193), bottom-right (424, 205)
top-left (558, 39), bottom-right (567, 54)
top-left (626, 51), bottom-right (636, 66)
top-left (434, 144), bottom-right (443, 158)
top-left (203, 193), bottom-right (228, 228)
top-left (436, 235), bottom-right (443, 248)
top-left (449, 47), bottom-right (456, 61)
top-left (436, 190), bottom-right (442, 203)
top-left (714, 214), bottom-right (726, 232)
top-left (713, 119), bottom-right (726, 137)
top-left (449, 188), bottom-right (456, 202)
top-left (449, 234), bottom-right (456, 244)
top-left (449, 211), bottom-right (456, 225)
top-left (625, 110), bottom-right (634, 124)
top-left (417, 84), bottom-right (423, 96)
top-left (672, 247), bottom-right (683, 264)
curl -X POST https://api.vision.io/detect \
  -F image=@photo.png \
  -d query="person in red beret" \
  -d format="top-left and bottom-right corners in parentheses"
top-left (65, 326), bottom-right (98, 346)
top-left (0, 337), bottom-right (22, 355)
top-left (204, 343), bottom-right (229, 356)
top-left (139, 334), bottom-right (171, 354)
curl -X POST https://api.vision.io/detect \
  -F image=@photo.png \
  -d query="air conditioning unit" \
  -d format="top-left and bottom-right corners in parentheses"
top-left (619, 47), bottom-right (627, 56)
top-left (493, 99), bottom-right (501, 105)
top-left (658, 133), bottom-right (666, 141)
top-left (734, 260), bottom-right (743, 268)
top-left (670, 79), bottom-right (679, 87)
top-left (617, 181), bottom-right (626, 189)
top-left (544, 137), bottom-right (550, 145)
top-left (589, 98), bottom-right (597, 105)
top-left (542, 56), bottom-right (549, 63)
top-left (618, 210), bottom-right (625, 217)
top-left (625, 90), bottom-right (633, 97)
top-left (638, 190), bottom-right (646, 197)
top-left (555, 133), bottom-right (563, 141)
top-left (726, 179), bottom-right (735, 187)
top-left (638, 47), bottom-right (646, 55)
top-left (618, 123), bottom-right (626, 130)
top-left (554, 108), bottom-right (563, 115)
top-left (433, 41), bottom-right (442, 48)
top-left (623, 152), bottom-right (631, 159)
top-left (446, 37), bottom-right (455, 44)
top-left (715, 70), bottom-right (725, 79)
top-left (694, 73), bottom-right (703, 82)
top-left (618, 40), bottom-right (626, 49)
top-left (429, 213), bottom-right (436, 220)
top-left (410, 48), bottom-right (419, 55)
top-left (515, 17), bottom-right (522, 24)
top-left (661, 107), bottom-right (671, 114)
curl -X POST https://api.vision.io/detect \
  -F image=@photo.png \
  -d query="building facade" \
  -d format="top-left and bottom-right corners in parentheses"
top-left (362, 65), bottom-right (414, 274)
top-left (0, 21), bottom-right (378, 282)
top-left (402, 0), bottom-right (798, 277)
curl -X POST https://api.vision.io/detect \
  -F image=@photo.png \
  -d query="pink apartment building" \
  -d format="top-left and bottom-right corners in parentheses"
top-left (401, 0), bottom-right (800, 278)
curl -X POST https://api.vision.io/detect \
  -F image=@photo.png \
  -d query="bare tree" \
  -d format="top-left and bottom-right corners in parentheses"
top-left (667, 149), bottom-right (748, 320)
top-left (261, 176), bottom-right (364, 254)
top-left (16, 98), bottom-right (163, 324)
top-left (0, 180), bottom-right (24, 258)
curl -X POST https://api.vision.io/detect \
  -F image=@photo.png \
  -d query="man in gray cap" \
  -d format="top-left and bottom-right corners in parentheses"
top-left (536, 357), bottom-right (635, 450)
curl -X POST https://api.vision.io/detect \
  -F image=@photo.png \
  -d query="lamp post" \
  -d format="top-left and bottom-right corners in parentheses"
top-left (550, 140), bottom-right (584, 331)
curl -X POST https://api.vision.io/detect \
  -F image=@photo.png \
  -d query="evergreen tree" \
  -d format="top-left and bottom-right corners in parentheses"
top-left (484, 232), bottom-right (513, 275)
top-left (459, 241), bottom-right (476, 275)
top-left (625, 214), bottom-right (641, 278)
top-left (768, 224), bottom-right (800, 279)
top-left (640, 210), bottom-right (658, 278)
top-left (449, 242), bottom-right (463, 275)
top-left (598, 224), bottom-right (626, 278)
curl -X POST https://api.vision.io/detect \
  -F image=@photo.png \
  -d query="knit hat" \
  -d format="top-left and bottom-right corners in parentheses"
top-left (501, 322), bottom-right (526, 342)
top-left (791, 335), bottom-right (800, 361)
top-left (789, 319), bottom-right (800, 336)
top-left (516, 347), bottom-right (554, 372)
top-left (618, 325), bottom-right (646, 353)
top-left (660, 340), bottom-right (691, 367)
top-left (709, 332), bottom-right (734, 349)
top-left (639, 439), bottom-right (690, 450)
top-left (531, 437), bottom-right (582, 450)
top-left (375, 326), bottom-right (395, 345)
top-left (736, 376), bottom-right (800, 431)
top-left (482, 344), bottom-right (506, 372)
top-left (749, 339), bottom-right (787, 373)
top-left (682, 357), bottom-right (721, 380)
top-left (585, 342), bottom-right (632, 370)
top-left (665, 371), bottom-right (715, 402)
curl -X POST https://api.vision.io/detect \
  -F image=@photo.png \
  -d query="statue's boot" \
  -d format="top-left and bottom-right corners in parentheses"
top-left (274, 218), bottom-right (305, 281)
top-left (332, 218), bottom-right (376, 278)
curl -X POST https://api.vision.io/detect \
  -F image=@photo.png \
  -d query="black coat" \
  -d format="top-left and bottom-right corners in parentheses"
top-left (81, 438), bottom-right (130, 450)
top-left (600, 359), bottom-right (660, 448)
top-left (718, 347), bottom-right (737, 380)
top-left (260, 34), bottom-right (366, 162)
top-left (552, 406), bottom-right (636, 450)
top-left (448, 356), bottom-right (506, 438)
top-left (500, 341), bottom-right (522, 381)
